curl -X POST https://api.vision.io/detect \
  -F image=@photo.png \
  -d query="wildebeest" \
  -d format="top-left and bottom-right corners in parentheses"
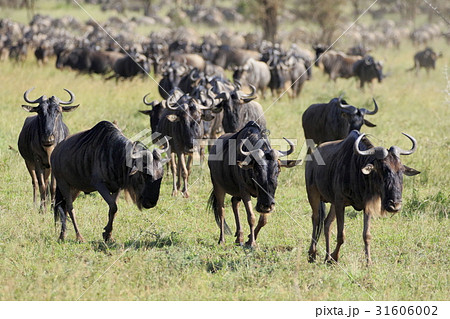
top-left (206, 45), bottom-right (261, 69)
top-left (352, 56), bottom-right (383, 89)
top-left (211, 81), bottom-right (266, 133)
top-left (232, 58), bottom-right (271, 98)
top-left (107, 52), bottom-right (149, 81)
top-left (156, 90), bottom-right (212, 197)
top-left (305, 130), bottom-right (420, 264)
top-left (158, 60), bottom-right (189, 99)
top-left (407, 47), bottom-right (442, 75)
top-left (313, 45), bottom-right (361, 81)
top-left (208, 121), bottom-right (300, 246)
top-left (56, 48), bottom-right (125, 75)
top-left (18, 88), bottom-right (79, 211)
top-left (302, 97), bottom-right (378, 146)
top-left (51, 121), bottom-right (168, 242)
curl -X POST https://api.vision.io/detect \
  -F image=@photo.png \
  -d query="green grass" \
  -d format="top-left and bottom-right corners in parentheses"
top-left (0, 6), bottom-right (449, 300)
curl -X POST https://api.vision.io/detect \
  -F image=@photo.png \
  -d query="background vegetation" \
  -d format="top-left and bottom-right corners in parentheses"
top-left (0, 0), bottom-right (449, 300)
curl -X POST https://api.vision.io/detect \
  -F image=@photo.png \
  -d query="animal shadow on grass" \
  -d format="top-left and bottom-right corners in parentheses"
top-left (91, 231), bottom-right (181, 254)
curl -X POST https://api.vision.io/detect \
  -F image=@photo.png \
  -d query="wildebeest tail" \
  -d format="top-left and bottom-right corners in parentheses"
top-left (53, 186), bottom-right (65, 225)
top-left (316, 201), bottom-right (326, 241)
top-left (207, 191), bottom-right (231, 235)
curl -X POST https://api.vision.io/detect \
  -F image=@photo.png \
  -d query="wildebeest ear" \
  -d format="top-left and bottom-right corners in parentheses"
top-left (237, 161), bottom-right (254, 170)
top-left (364, 119), bottom-right (376, 127)
top-left (279, 159), bottom-right (302, 168)
top-left (22, 105), bottom-right (39, 112)
top-left (129, 165), bottom-right (139, 176)
top-left (404, 165), bottom-right (420, 176)
top-left (61, 104), bottom-right (80, 112)
top-left (361, 163), bottom-right (375, 175)
top-left (139, 110), bottom-right (152, 116)
top-left (241, 96), bottom-right (257, 104)
top-left (166, 114), bottom-right (179, 122)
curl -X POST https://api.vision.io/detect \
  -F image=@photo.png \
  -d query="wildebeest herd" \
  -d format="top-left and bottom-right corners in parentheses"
top-left (9, 13), bottom-right (438, 265)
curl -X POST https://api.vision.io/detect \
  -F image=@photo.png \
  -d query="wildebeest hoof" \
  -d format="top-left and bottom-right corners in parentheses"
top-left (172, 190), bottom-right (178, 197)
top-left (102, 231), bottom-right (113, 243)
top-left (58, 234), bottom-right (65, 242)
top-left (308, 255), bottom-right (316, 263)
top-left (244, 240), bottom-right (257, 248)
top-left (76, 234), bottom-right (85, 243)
top-left (182, 191), bottom-right (189, 198)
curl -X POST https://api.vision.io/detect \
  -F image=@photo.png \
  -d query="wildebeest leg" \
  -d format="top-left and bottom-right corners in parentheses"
top-left (55, 181), bottom-right (76, 241)
top-left (49, 171), bottom-right (57, 208)
top-left (95, 183), bottom-right (119, 243)
top-left (324, 205), bottom-right (336, 263)
top-left (180, 153), bottom-right (189, 198)
top-left (35, 164), bottom-right (47, 213)
top-left (363, 211), bottom-right (372, 265)
top-left (25, 160), bottom-right (38, 206)
top-left (213, 186), bottom-right (226, 245)
top-left (171, 152), bottom-right (177, 196)
top-left (186, 154), bottom-right (193, 178)
top-left (307, 188), bottom-right (321, 262)
top-left (243, 196), bottom-right (257, 247)
top-left (231, 196), bottom-right (243, 245)
top-left (254, 213), bottom-right (269, 240)
top-left (330, 202), bottom-right (345, 263)
top-left (66, 189), bottom-right (83, 242)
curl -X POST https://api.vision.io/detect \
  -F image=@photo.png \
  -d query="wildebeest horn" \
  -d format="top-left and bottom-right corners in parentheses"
top-left (354, 133), bottom-right (388, 159)
top-left (234, 79), bottom-right (242, 90)
top-left (393, 133), bottom-right (417, 156)
top-left (142, 93), bottom-right (154, 106)
top-left (239, 141), bottom-right (264, 164)
top-left (58, 89), bottom-right (75, 105)
top-left (360, 98), bottom-right (379, 115)
top-left (156, 136), bottom-right (170, 154)
top-left (23, 87), bottom-right (45, 104)
top-left (190, 69), bottom-right (200, 81)
top-left (277, 137), bottom-right (295, 157)
top-left (240, 84), bottom-right (256, 98)
top-left (339, 101), bottom-right (357, 114)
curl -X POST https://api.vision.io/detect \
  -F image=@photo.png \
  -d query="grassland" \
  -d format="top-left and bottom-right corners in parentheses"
top-left (0, 4), bottom-right (449, 301)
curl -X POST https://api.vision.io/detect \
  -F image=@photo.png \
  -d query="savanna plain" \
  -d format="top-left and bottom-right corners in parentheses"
top-left (0, 2), bottom-right (449, 301)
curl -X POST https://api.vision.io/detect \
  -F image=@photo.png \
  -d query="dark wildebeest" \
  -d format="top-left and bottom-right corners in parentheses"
top-left (56, 48), bottom-right (124, 75)
top-left (352, 56), bottom-right (383, 89)
top-left (232, 58), bottom-right (271, 98)
top-left (51, 121), bottom-right (168, 242)
top-left (107, 53), bottom-right (149, 81)
top-left (211, 81), bottom-right (266, 133)
top-left (18, 88), bottom-right (79, 211)
top-left (156, 91), bottom-right (213, 197)
top-left (158, 60), bottom-right (189, 99)
top-left (407, 47), bottom-right (442, 75)
top-left (208, 121), bottom-right (300, 246)
top-left (302, 97), bottom-right (378, 146)
top-left (305, 130), bottom-right (420, 264)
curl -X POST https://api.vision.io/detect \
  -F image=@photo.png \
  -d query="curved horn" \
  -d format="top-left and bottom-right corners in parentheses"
top-left (354, 133), bottom-right (376, 157)
top-left (234, 79), bottom-right (242, 90)
top-left (361, 98), bottom-right (379, 115)
top-left (277, 137), bottom-right (294, 157)
top-left (339, 101), bottom-right (357, 114)
top-left (190, 69), bottom-right (200, 81)
top-left (23, 87), bottom-right (44, 104)
top-left (166, 95), bottom-right (179, 110)
top-left (59, 88), bottom-right (75, 105)
top-left (354, 133), bottom-right (388, 159)
top-left (157, 136), bottom-right (170, 153)
top-left (240, 84), bottom-right (256, 98)
top-left (396, 133), bottom-right (417, 156)
top-left (239, 141), bottom-right (251, 157)
top-left (142, 93), bottom-right (154, 106)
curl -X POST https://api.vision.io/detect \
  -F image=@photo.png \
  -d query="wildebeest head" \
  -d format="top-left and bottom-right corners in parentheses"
top-left (165, 91), bottom-right (212, 153)
top-left (212, 83), bottom-right (257, 132)
top-left (128, 139), bottom-right (169, 209)
top-left (312, 44), bottom-right (328, 66)
top-left (363, 56), bottom-right (383, 82)
top-left (337, 97), bottom-right (378, 131)
top-left (238, 124), bottom-right (300, 213)
top-left (22, 88), bottom-right (79, 147)
top-left (139, 94), bottom-right (166, 134)
top-left (354, 132), bottom-right (420, 213)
